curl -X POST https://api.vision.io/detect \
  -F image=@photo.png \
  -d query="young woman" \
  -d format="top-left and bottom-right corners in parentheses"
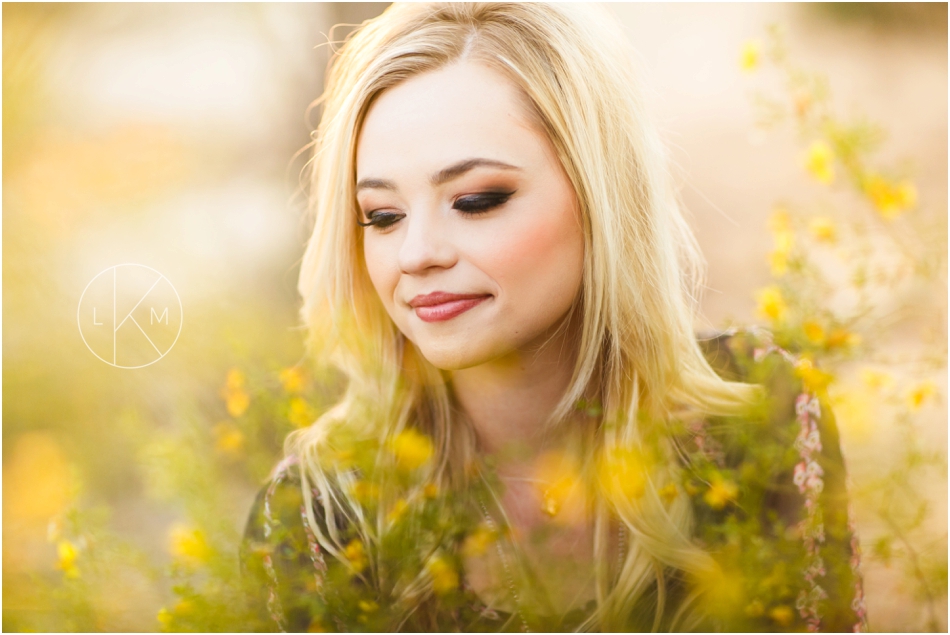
top-left (241, 4), bottom-right (867, 632)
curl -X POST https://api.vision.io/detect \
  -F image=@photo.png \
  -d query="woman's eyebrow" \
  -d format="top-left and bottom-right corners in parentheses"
top-left (430, 158), bottom-right (521, 186)
top-left (355, 158), bottom-right (521, 194)
top-left (355, 177), bottom-right (397, 193)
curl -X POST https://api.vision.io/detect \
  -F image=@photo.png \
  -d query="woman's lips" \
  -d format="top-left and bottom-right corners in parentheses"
top-left (413, 295), bottom-right (491, 323)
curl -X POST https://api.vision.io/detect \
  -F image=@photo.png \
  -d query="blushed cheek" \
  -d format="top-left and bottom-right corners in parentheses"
top-left (487, 203), bottom-right (583, 305)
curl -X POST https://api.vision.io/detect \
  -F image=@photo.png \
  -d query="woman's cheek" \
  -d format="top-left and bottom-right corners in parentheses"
top-left (484, 204), bottom-right (581, 305)
top-left (363, 242), bottom-right (397, 313)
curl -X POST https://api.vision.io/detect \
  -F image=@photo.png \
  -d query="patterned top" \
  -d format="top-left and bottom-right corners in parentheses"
top-left (240, 330), bottom-right (868, 632)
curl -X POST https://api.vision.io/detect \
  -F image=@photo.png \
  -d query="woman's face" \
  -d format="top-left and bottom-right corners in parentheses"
top-left (356, 61), bottom-right (585, 370)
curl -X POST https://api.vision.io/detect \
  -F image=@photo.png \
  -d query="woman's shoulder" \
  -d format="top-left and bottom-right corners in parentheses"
top-left (241, 455), bottom-right (332, 632)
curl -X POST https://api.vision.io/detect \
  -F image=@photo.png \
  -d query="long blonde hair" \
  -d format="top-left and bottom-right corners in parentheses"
top-left (288, 3), bottom-right (757, 630)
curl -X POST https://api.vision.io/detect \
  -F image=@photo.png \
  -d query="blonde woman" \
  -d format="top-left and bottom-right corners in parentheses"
top-left (241, 3), bottom-right (867, 632)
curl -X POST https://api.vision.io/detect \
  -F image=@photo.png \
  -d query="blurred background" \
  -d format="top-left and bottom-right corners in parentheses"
top-left (4, 3), bottom-right (946, 631)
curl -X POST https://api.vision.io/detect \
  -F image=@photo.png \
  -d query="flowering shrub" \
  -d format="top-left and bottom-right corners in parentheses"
top-left (742, 25), bottom-right (947, 631)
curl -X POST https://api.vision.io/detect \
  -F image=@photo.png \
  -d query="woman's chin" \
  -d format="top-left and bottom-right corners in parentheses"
top-left (415, 339), bottom-right (500, 372)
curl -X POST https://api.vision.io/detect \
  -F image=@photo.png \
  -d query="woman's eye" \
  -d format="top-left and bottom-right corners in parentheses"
top-left (358, 211), bottom-right (403, 231)
top-left (453, 191), bottom-right (515, 214)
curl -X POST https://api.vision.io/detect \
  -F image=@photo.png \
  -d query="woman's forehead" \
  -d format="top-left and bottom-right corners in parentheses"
top-left (355, 61), bottom-right (548, 185)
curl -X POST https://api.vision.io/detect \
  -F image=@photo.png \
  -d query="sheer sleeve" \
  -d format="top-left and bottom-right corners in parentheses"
top-left (240, 456), bottom-right (330, 633)
top-left (695, 330), bottom-right (869, 632)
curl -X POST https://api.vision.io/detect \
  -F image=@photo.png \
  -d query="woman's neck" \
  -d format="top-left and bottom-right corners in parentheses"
top-left (447, 306), bottom-right (585, 463)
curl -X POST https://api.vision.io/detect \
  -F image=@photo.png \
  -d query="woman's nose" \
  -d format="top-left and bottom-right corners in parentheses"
top-left (397, 206), bottom-right (458, 274)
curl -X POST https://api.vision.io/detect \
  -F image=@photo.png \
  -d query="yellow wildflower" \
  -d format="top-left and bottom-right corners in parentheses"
top-left (344, 538), bottom-right (368, 574)
top-left (426, 555), bottom-right (459, 595)
top-left (768, 250), bottom-right (788, 277)
top-left (767, 218), bottom-right (795, 277)
top-left (826, 328), bottom-right (861, 350)
top-left (860, 368), bottom-right (894, 390)
top-left (795, 358), bottom-right (833, 392)
top-left (221, 368), bottom-right (250, 417)
top-left (225, 368), bottom-right (245, 391)
top-left (386, 498), bottom-right (408, 524)
top-left (696, 566), bottom-right (745, 618)
top-left (896, 180), bottom-right (918, 209)
top-left (358, 600), bottom-right (379, 613)
top-left (157, 607), bottom-right (173, 629)
top-left (802, 321), bottom-right (826, 345)
top-left (808, 216), bottom-right (837, 243)
top-left (768, 605), bottom-right (795, 627)
top-left (659, 482), bottom-right (679, 505)
top-left (461, 524), bottom-right (497, 558)
top-left (864, 175), bottom-right (917, 220)
top-left (173, 600), bottom-right (194, 616)
top-left (388, 429), bottom-right (434, 472)
top-left (169, 524), bottom-right (212, 565)
top-left (423, 483), bottom-right (439, 499)
top-left (226, 392), bottom-right (249, 417)
top-left (350, 480), bottom-right (380, 506)
top-left (288, 397), bottom-right (314, 429)
top-left (703, 474), bottom-right (738, 510)
top-left (597, 447), bottom-right (647, 507)
top-left (534, 451), bottom-right (581, 518)
top-left (772, 227), bottom-right (794, 254)
top-left (279, 367), bottom-right (305, 394)
top-left (804, 140), bottom-right (835, 185)
top-left (906, 380), bottom-right (937, 411)
top-left (739, 40), bottom-right (761, 72)
top-left (755, 285), bottom-right (787, 323)
top-left (56, 539), bottom-right (80, 579)
top-left (213, 422), bottom-right (245, 459)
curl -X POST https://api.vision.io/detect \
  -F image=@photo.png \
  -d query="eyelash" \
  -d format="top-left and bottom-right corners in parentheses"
top-left (357, 190), bottom-right (515, 232)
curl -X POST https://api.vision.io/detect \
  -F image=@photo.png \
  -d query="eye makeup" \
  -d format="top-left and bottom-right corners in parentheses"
top-left (357, 188), bottom-right (517, 231)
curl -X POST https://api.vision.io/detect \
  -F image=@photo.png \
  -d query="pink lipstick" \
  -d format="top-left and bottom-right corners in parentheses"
top-left (408, 292), bottom-right (492, 323)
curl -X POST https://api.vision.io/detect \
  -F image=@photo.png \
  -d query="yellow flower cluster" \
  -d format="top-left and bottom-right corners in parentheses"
top-left (767, 209), bottom-right (794, 277)
top-left (425, 555), bottom-right (459, 595)
top-left (288, 396), bottom-right (314, 429)
top-left (461, 523), bottom-right (497, 558)
top-left (385, 498), bottom-right (408, 524)
top-left (906, 380), bottom-right (937, 411)
top-left (278, 366), bottom-right (306, 394)
top-left (703, 474), bottom-right (738, 510)
top-left (344, 538), bottom-right (368, 574)
top-left (802, 321), bottom-right (861, 351)
top-left (755, 285), bottom-right (787, 323)
top-left (221, 368), bottom-right (250, 418)
top-left (794, 358), bottom-right (833, 392)
top-left (168, 524), bottom-right (212, 566)
top-left (804, 140), bottom-right (835, 185)
top-left (862, 174), bottom-right (917, 220)
top-left (739, 40), bottom-right (762, 73)
top-left (56, 539), bottom-right (81, 579)
top-left (597, 447), bottom-right (647, 508)
top-left (156, 599), bottom-right (194, 630)
top-left (807, 216), bottom-right (836, 243)
top-left (212, 421), bottom-right (245, 459)
top-left (350, 480), bottom-right (381, 507)
top-left (533, 450), bottom-right (582, 519)
top-left (388, 429), bottom-right (434, 472)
